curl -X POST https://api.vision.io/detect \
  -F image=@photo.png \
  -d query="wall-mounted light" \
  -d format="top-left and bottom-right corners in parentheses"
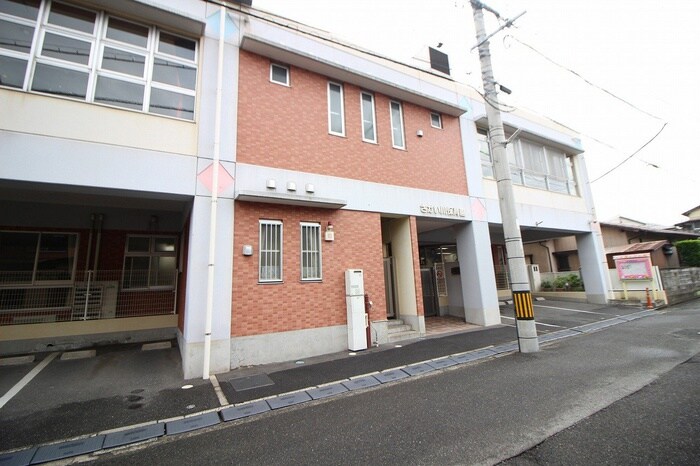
top-left (324, 221), bottom-right (335, 242)
top-left (242, 245), bottom-right (253, 256)
top-left (287, 181), bottom-right (296, 192)
top-left (266, 179), bottom-right (276, 189)
top-left (305, 183), bottom-right (315, 193)
top-left (416, 130), bottom-right (424, 138)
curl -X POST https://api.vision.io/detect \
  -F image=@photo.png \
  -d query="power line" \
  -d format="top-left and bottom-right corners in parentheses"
top-left (507, 35), bottom-right (665, 122)
top-left (590, 122), bottom-right (668, 183)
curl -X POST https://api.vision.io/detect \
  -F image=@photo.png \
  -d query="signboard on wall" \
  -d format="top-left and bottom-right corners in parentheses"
top-left (614, 253), bottom-right (653, 280)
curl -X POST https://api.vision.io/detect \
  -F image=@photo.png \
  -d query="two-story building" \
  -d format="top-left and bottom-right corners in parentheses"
top-left (0, 0), bottom-right (610, 379)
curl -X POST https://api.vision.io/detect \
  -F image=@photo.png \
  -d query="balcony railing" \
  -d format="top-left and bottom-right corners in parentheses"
top-left (0, 269), bottom-right (177, 325)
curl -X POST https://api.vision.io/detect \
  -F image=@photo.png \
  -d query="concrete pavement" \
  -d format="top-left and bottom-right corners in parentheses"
top-left (0, 299), bottom-right (689, 464)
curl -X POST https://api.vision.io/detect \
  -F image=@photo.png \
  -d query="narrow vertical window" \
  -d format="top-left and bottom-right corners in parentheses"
top-left (390, 100), bottom-right (405, 149)
top-left (430, 112), bottom-right (442, 129)
top-left (300, 222), bottom-right (321, 280)
top-left (327, 81), bottom-right (345, 136)
top-left (259, 220), bottom-right (282, 282)
top-left (360, 92), bottom-right (376, 143)
top-left (270, 63), bottom-right (289, 86)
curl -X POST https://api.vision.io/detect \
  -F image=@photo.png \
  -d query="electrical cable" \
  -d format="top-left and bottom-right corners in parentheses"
top-left (589, 122), bottom-right (668, 183)
top-left (507, 35), bottom-right (665, 122)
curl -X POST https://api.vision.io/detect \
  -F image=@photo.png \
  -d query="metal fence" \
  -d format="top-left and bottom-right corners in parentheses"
top-left (0, 270), bottom-right (177, 325)
top-left (493, 264), bottom-right (511, 290)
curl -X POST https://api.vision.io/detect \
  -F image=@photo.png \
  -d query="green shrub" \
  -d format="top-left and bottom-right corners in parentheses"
top-left (541, 280), bottom-right (553, 290)
top-left (553, 273), bottom-right (584, 291)
top-left (676, 239), bottom-right (700, 267)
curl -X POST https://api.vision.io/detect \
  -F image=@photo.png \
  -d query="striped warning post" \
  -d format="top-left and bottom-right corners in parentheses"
top-left (513, 291), bottom-right (534, 320)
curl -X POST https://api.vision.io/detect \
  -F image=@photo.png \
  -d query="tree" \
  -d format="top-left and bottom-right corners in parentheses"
top-left (675, 240), bottom-right (700, 267)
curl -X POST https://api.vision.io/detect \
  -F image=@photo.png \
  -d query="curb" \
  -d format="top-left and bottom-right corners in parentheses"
top-left (0, 308), bottom-right (661, 465)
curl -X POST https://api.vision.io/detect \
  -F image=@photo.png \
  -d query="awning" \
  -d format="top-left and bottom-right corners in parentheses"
top-left (605, 240), bottom-right (668, 255)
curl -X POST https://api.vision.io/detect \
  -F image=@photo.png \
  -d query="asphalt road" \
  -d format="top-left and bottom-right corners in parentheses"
top-left (503, 352), bottom-right (700, 465)
top-left (93, 301), bottom-right (700, 465)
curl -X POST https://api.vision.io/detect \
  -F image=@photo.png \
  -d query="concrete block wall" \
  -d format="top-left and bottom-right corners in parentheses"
top-left (659, 267), bottom-right (700, 305)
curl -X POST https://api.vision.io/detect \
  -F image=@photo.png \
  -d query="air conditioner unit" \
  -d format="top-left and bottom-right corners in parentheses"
top-left (71, 281), bottom-right (118, 320)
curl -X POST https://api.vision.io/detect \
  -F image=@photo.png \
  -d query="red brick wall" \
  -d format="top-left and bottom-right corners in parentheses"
top-left (232, 202), bottom-right (386, 337)
top-left (237, 50), bottom-right (468, 195)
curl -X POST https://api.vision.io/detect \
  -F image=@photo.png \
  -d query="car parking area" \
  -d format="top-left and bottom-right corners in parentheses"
top-left (500, 299), bottom-right (646, 332)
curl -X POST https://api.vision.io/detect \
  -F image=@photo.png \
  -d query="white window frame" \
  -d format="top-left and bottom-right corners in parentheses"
top-left (300, 222), bottom-right (322, 281)
top-left (0, 0), bottom-right (198, 120)
top-left (259, 220), bottom-right (283, 283)
top-left (327, 81), bottom-right (345, 136)
top-left (269, 62), bottom-right (289, 86)
top-left (0, 230), bottom-right (79, 286)
top-left (430, 112), bottom-right (442, 129)
top-left (390, 100), bottom-right (405, 149)
top-left (480, 128), bottom-right (578, 195)
top-left (122, 235), bottom-right (178, 290)
top-left (360, 91), bottom-right (377, 143)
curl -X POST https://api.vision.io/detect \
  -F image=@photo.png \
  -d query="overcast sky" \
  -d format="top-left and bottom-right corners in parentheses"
top-left (253, 0), bottom-right (700, 226)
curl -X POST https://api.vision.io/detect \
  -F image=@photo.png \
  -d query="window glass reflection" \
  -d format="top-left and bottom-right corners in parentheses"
top-left (31, 63), bottom-right (87, 98)
top-left (101, 46), bottom-right (145, 77)
top-left (94, 75), bottom-right (144, 110)
top-left (149, 87), bottom-right (193, 119)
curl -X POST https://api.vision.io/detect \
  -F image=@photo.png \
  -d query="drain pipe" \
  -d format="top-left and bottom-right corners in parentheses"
top-left (538, 241), bottom-right (553, 273)
top-left (85, 214), bottom-right (95, 271)
top-left (93, 214), bottom-right (104, 272)
top-left (203, 5), bottom-right (227, 380)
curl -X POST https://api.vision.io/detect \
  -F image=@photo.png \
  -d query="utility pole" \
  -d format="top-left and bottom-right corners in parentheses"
top-left (470, 0), bottom-right (539, 352)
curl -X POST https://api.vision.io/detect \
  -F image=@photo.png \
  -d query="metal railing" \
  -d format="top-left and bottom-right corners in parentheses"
top-left (0, 269), bottom-right (177, 325)
top-left (493, 264), bottom-right (511, 290)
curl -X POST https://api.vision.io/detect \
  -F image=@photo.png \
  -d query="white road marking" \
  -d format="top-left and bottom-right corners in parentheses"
top-left (0, 352), bottom-right (58, 409)
top-left (500, 315), bottom-right (563, 328)
top-left (209, 375), bottom-right (229, 407)
top-left (534, 304), bottom-right (613, 316)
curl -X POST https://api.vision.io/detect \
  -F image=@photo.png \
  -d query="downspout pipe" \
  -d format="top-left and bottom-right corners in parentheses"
top-left (85, 214), bottom-right (95, 271)
top-left (538, 241), bottom-right (553, 273)
top-left (203, 5), bottom-right (226, 379)
top-left (93, 214), bottom-right (103, 272)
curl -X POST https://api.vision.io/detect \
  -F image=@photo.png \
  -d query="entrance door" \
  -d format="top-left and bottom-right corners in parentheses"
top-left (421, 267), bottom-right (438, 317)
top-left (383, 257), bottom-right (397, 319)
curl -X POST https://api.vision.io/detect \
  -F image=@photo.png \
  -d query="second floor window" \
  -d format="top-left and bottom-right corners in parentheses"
top-left (360, 92), bottom-right (376, 143)
top-left (327, 81), bottom-right (345, 136)
top-left (270, 63), bottom-right (289, 86)
top-left (479, 128), bottom-right (578, 196)
top-left (390, 100), bottom-right (405, 149)
top-left (0, 0), bottom-right (198, 120)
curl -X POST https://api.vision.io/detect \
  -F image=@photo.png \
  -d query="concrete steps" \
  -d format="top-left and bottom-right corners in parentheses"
top-left (387, 319), bottom-right (420, 342)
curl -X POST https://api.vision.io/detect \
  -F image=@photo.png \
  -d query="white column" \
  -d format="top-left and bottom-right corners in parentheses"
top-left (180, 196), bottom-right (234, 379)
top-left (576, 226), bottom-right (613, 304)
top-left (454, 221), bottom-right (501, 326)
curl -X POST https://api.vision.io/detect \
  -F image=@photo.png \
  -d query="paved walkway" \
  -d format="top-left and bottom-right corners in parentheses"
top-left (0, 300), bottom-right (667, 465)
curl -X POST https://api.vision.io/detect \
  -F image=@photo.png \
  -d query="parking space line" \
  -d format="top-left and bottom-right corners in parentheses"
top-left (210, 375), bottom-right (229, 407)
top-left (500, 315), bottom-right (564, 328)
top-left (0, 352), bottom-right (59, 409)
top-left (534, 304), bottom-right (613, 316)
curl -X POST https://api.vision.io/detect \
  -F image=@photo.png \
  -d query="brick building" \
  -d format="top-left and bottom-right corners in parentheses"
top-left (0, 0), bottom-right (610, 378)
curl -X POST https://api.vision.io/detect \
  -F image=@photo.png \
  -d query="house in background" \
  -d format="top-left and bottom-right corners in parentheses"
top-left (525, 216), bottom-right (700, 278)
top-left (676, 205), bottom-right (700, 233)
